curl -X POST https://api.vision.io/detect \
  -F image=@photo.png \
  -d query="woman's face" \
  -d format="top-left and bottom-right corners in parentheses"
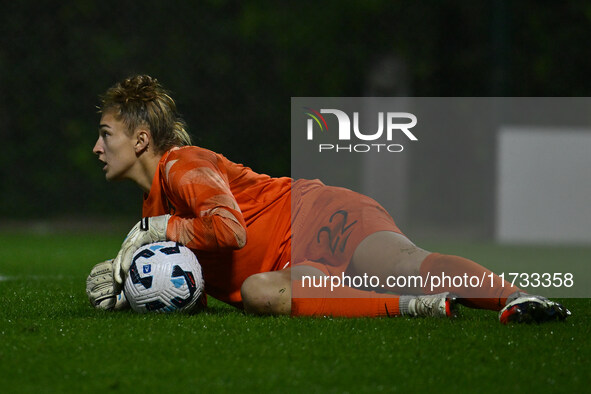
top-left (93, 111), bottom-right (138, 181)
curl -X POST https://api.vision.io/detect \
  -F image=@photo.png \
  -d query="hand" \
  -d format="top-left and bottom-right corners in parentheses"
top-left (86, 259), bottom-right (120, 310)
top-left (112, 214), bottom-right (171, 284)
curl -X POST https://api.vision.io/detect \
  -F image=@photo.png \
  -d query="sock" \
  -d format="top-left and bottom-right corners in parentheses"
top-left (291, 280), bottom-right (400, 317)
top-left (419, 253), bottom-right (520, 311)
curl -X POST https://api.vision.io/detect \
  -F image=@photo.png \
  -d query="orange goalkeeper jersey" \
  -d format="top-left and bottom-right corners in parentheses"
top-left (143, 146), bottom-right (292, 307)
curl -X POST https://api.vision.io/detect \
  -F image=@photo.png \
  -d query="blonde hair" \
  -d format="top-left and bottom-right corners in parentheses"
top-left (99, 75), bottom-right (191, 153)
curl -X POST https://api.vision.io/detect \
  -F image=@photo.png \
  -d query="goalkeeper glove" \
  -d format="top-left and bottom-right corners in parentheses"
top-left (86, 259), bottom-right (120, 310)
top-left (112, 214), bottom-right (171, 284)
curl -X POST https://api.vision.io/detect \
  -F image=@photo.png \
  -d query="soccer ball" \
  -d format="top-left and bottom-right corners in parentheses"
top-left (124, 241), bottom-right (205, 314)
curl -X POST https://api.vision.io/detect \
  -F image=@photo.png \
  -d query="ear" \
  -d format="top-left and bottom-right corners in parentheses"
top-left (134, 128), bottom-right (151, 154)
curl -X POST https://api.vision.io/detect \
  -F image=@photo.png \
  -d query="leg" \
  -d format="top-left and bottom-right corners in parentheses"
top-left (240, 268), bottom-right (292, 315)
top-left (348, 231), bottom-right (429, 293)
top-left (242, 265), bottom-right (437, 318)
top-left (290, 182), bottom-right (568, 321)
top-left (241, 265), bottom-right (329, 315)
top-left (348, 231), bottom-right (519, 311)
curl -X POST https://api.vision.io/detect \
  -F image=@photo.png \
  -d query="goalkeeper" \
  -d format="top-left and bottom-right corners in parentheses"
top-left (86, 75), bottom-right (570, 324)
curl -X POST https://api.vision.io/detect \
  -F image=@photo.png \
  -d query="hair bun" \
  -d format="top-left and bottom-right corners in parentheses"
top-left (121, 75), bottom-right (161, 103)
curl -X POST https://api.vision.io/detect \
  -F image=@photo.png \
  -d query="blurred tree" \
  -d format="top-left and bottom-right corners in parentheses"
top-left (0, 0), bottom-right (590, 237)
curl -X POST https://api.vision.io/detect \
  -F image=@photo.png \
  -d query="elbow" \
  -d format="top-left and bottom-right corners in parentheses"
top-left (214, 221), bottom-right (246, 250)
top-left (232, 227), bottom-right (247, 249)
top-left (212, 208), bottom-right (247, 250)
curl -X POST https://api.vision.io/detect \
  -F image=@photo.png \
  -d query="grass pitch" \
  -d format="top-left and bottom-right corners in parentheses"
top-left (0, 230), bottom-right (588, 393)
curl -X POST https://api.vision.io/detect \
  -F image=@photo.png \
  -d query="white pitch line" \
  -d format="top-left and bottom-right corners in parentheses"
top-left (0, 275), bottom-right (70, 281)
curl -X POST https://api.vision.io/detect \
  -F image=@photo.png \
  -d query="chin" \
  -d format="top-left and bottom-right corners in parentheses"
top-left (104, 171), bottom-right (118, 181)
top-left (106, 170), bottom-right (128, 182)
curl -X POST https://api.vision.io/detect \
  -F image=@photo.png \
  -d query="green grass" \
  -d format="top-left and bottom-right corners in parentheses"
top-left (0, 231), bottom-right (589, 393)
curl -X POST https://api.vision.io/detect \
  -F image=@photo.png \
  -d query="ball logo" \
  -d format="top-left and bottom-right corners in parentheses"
top-left (143, 264), bottom-right (152, 274)
top-left (304, 107), bottom-right (417, 153)
top-left (170, 277), bottom-right (185, 288)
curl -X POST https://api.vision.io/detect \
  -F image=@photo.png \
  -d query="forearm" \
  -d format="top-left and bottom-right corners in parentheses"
top-left (167, 209), bottom-right (247, 251)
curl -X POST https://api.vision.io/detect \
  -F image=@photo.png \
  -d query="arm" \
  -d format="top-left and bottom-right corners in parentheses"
top-left (112, 149), bottom-right (246, 285)
top-left (164, 153), bottom-right (247, 251)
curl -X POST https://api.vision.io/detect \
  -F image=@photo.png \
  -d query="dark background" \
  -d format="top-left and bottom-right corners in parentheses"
top-left (1, 0), bottom-right (590, 236)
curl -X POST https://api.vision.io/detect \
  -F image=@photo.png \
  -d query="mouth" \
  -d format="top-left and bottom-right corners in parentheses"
top-left (98, 159), bottom-right (107, 171)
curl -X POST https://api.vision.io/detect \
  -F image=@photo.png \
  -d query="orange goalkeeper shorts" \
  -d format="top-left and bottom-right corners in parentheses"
top-left (290, 179), bottom-right (402, 276)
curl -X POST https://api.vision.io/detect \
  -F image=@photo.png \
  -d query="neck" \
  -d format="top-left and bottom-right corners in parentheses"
top-left (132, 151), bottom-right (162, 193)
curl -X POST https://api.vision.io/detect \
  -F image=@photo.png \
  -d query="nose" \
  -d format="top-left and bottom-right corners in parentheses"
top-left (93, 138), bottom-right (103, 156)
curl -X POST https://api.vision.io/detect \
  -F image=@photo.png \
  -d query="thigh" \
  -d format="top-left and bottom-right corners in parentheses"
top-left (348, 231), bottom-right (431, 292)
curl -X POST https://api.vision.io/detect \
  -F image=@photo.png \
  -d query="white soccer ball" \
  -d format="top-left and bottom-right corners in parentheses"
top-left (124, 241), bottom-right (205, 314)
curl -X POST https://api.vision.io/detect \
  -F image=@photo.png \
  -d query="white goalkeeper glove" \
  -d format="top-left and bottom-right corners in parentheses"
top-left (86, 260), bottom-right (130, 310)
top-left (86, 259), bottom-right (120, 310)
top-left (112, 214), bottom-right (171, 284)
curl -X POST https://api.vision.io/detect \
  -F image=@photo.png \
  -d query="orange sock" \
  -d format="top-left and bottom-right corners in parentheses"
top-left (291, 280), bottom-right (400, 317)
top-left (419, 253), bottom-right (519, 311)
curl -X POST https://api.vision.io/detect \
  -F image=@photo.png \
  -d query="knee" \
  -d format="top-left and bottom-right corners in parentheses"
top-left (240, 272), bottom-right (291, 316)
top-left (351, 231), bottom-right (429, 278)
